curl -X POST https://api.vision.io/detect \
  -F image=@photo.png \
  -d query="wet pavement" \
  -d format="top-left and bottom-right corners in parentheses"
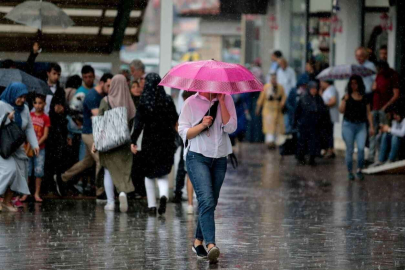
top-left (2, 143), bottom-right (405, 270)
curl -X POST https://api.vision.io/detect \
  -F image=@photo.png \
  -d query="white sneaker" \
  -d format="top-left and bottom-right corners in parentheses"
top-left (104, 203), bottom-right (115, 211)
top-left (370, 161), bottom-right (383, 168)
top-left (119, 192), bottom-right (128, 213)
top-left (187, 205), bottom-right (194, 215)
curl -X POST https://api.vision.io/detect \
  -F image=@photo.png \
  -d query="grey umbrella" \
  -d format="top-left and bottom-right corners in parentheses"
top-left (0, 69), bottom-right (52, 96)
top-left (5, 0), bottom-right (74, 30)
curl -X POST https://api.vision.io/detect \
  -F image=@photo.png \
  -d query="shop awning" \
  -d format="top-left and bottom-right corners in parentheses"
top-left (0, 0), bottom-right (148, 54)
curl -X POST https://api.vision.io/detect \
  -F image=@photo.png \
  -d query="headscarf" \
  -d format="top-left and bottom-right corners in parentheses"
top-left (0, 82), bottom-right (28, 127)
top-left (139, 73), bottom-right (168, 114)
top-left (104, 74), bottom-right (136, 121)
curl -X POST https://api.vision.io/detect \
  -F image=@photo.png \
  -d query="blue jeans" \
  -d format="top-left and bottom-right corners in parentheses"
top-left (28, 149), bottom-right (46, 178)
top-left (379, 133), bottom-right (401, 162)
top-left (342, 121), bottom-right (367, 173)
top-left (368, 110), bottom-right (387, 162)
top-left (186, 151), bottom-right (227, 245)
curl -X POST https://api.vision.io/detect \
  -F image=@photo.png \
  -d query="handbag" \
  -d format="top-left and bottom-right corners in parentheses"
top-left (92, 99), bottom-right (131, 152)
top-left (0, 113), bottom-right (27, 159)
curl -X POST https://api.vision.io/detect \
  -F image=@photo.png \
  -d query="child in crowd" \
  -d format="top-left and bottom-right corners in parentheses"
top-left (22, 95), bottom-right (50, 202)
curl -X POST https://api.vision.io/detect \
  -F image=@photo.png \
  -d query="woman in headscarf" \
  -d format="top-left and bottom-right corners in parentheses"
top-left (97, 75), bottom-right (136, 212)
top-left (0, 83), bottom-right (39, 211)
top-left (131, 73), bottom-right (178, 215)
top-left (294, 81), bottom-right (329, 166)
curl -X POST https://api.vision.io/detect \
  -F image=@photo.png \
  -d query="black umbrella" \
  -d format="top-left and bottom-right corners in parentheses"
top-left (0, 68), bottom-right (52, 96)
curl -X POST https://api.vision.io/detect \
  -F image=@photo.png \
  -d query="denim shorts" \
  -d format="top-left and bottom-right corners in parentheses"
top-left (28, 149), bottom-right (46, 178)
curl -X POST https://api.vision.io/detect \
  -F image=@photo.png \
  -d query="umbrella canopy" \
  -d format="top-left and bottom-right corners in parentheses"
top-left (5, 0), bottom-right (74, 30)
top-left (0, 69), bottom-right (52, 96)
top-left (316, 64), bottom-right (376, 81)
top-left (159, 60), bottom-right (263, 94)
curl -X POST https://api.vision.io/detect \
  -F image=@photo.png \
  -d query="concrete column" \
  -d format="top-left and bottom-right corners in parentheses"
top-left (275, 0), bottom-right (292, 61)
top-left (159, 0), bottom-right (173, 95)
top-left (333, 0), bottom-right (362, 146)
top-left (387, 5), bottom-right (396, 68)
top-left (260, 2), bottom-right (276, 79)
top-left (394, 1), bottom-right (405, 86)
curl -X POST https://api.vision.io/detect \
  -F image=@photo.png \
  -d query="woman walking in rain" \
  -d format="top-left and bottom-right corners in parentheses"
top-left (0, 83), bottom-right (39, 211)
top-left (97, 75), bottom-right (136, 212)
top-left (131, 73), bottom-right (178, 215)
top-left (339, 75), bottom-right (374, 181)
top-left (178, 90), bottom-right (237, 263)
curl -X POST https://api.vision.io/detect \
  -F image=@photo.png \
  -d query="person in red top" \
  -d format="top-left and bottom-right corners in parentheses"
top-left (22, 95), bottom-right (50, 202)
top-left (367, 61), bottom-right (400, 164)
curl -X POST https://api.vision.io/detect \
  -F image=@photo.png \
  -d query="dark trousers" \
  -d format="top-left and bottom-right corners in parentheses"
top-left (297, 127), bottom-right (319, 160)
top-left (132, 151), bottom-right (146, 196)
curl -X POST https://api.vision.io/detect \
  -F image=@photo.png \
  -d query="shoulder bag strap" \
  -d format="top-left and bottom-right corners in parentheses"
top-left (185, 101), bottom-right (220, 147)
top-left (106, 96), bottom-right (112, 110)
top-left (0, 113), bottom-right (10, 129)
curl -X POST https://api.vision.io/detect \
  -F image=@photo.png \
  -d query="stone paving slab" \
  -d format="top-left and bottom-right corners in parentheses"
top-left (1, 144), bottom-right (405, 270)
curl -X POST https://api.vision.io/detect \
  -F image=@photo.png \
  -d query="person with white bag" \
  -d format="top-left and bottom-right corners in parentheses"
top-left (93, 75), bottom-right (136, 212)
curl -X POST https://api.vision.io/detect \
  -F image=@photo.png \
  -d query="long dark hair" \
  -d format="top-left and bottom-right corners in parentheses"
top-left (347, 75), bottom-right (366, 96)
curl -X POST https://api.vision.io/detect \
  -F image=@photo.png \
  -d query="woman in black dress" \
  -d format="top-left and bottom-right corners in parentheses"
top-left (131, 73), bottom-right (178, 215)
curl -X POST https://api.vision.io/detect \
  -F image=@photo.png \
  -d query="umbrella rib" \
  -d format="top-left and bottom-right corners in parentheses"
top-left (187, 61), bottom-right (209, 91)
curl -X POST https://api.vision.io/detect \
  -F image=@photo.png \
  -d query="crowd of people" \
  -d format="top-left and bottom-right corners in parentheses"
top-left (254, 45), bottom-right (404, 180)
top-left (0, 51), bottom-right (238, 262)
top-left (0, 56), bottom-right (189, 215)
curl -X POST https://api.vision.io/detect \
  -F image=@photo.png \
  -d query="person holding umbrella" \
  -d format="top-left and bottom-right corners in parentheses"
top-left (160, 60), bottom-right (262, 263)
top-left (0, 83), bottom-right (39, 211)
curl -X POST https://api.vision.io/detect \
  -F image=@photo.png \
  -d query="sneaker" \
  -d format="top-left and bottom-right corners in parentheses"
top-left (171, 193), bottom-right (183, 204)
top-left (1, 203), bottom-right (18, 212)
top-left (369, 161), bottom-right (383, 168)
top-left (356, 171), bottom-right (364, 181)
top-left (187, 205), bottom-right (194, 215)
top-left (148, 207), bottom-right (157, 215)
top-left (96, 192), bottom-right (108, 204)
top-left (192, 245), bottom-right (208, 258)
top-left (11, 197), bottom-right (24, 208)
top-left (158, 196), bottom-right (167, 215)
top-left (207, 246), bottom-right (220, 263)
top-left (53, 174), bottom-right (62, 196)
top-left (119, 192), bottom-right (128, 213)
top-left (348, 173), bottom-right (355, 181)
top-left (104, 203), bottom-right (115, 211)
top-left (74, 183), bottom-right (84, 194)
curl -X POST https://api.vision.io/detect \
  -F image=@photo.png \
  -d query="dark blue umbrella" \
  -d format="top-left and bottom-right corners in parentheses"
top-left (0, 68), bottom-right (52, 96)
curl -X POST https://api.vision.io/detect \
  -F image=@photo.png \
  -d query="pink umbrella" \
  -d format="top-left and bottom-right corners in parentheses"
top-left (159, 60), bottom-right (263, 94)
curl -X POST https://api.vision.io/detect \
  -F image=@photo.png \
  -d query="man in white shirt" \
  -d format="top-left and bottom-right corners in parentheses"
top-left (355, 47), bottom-right (376, 94)
top-left (277, 58), bottom-right (296, 134)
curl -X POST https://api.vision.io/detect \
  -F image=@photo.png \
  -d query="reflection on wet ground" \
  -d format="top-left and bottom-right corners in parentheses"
top-left (2, 143), bottom-right (405, 269)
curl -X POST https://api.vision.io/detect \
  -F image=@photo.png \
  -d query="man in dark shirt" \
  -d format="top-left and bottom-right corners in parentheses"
top-left (61, 73), bottom-right (113, 197)
top-left (367, 61), bottom-right (400, 164)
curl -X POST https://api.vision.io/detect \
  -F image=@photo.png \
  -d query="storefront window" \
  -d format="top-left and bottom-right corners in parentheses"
top-left (365, 0), bottom-right (389, 7)
top-left (364, 0), bottom-right (389, 62)
top-left (308, 0), bottom-right (332, 72)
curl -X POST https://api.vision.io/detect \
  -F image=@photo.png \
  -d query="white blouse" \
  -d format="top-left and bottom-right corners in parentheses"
top-left (178, 93), bottom-right (237, 159)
